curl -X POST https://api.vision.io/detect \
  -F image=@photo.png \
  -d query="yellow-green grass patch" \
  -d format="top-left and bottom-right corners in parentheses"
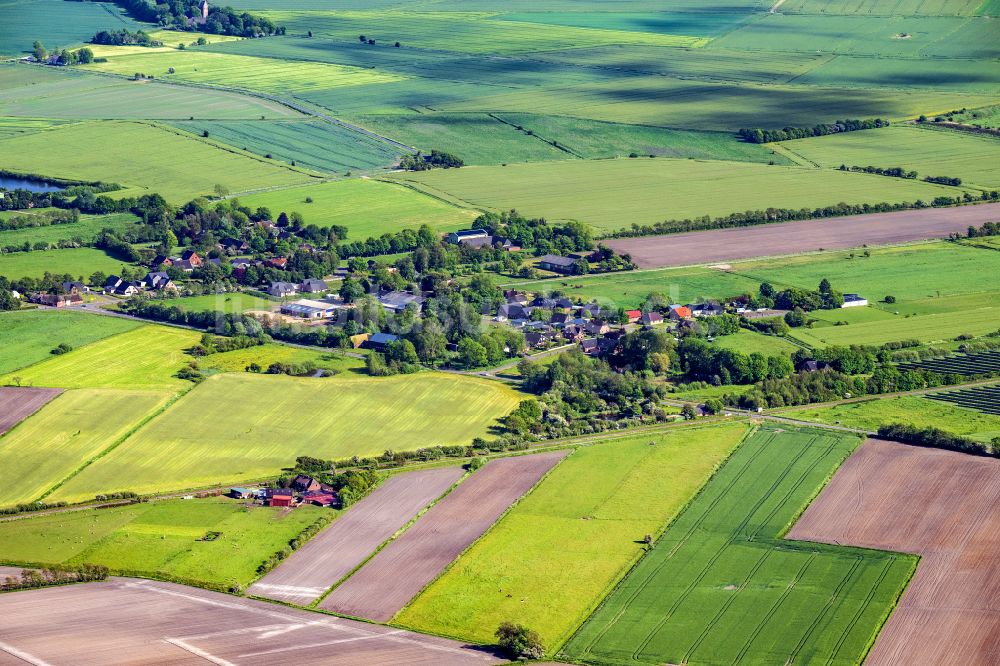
top-left (48, 372), bottom-right (522, 501)
top-left (0, 389), bottom-right (172, 507)
top-left (780, 395), bottom-right (1000, 442)
top-left (780, 124), bottom-right (1000, 190)
top-left (0, 497), bottom-right (326, 587)
top-left (789, 305), bottom-right (1000, 347)
top-left (199, 344), bottom-right (366, 375)
top-left (83, 50), bottom-right (405, 95)
top-left (0, 247), bottom-right (128, 280)
top-left (0, 120), bottom-right (317, 201)
top-left (396, 422), bottom-right (750, 648)
top-left (393, 158), bottom-right (969, 232)
top-left (1, 325), bottom-right (201, 390)
top-left (0, 310), bottom-right (141, 375)
top-left (157, 293), bottom-right (276, 314)
top-left (0, 63), bottom-right (297, 120)
top-left (237, 179), bottom-right (478, 239)
top-left (711, 330), bottom-right (800, 356)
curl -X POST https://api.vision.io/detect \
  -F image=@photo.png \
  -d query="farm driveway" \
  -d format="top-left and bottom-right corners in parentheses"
top-left (0, 578), bottom-right (502, 665)
top-left (788, 438), bottom-right (1000, 666)
top-left (320, 450), bottom-right (570, 621)
top-left (606, 203), bottom-right (1000, 268)
top-left (250, 466), bottom-right (465, 605)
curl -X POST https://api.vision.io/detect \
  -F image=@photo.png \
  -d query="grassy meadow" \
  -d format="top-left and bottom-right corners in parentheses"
top-left (780, 124), bottom-right (1000, 190)
top-left (0, 212), bottom-right (140, 248)
top-left (781, 395), bottom-right (1000, 442)
top-left (0, 325), bottom-right (201, 390)
top-left (711, 330), bottom-right (801, 356)
top-left (397, 422), bottom-right (750, 648)
top-left (0, 121), bottom-right (317, 201)
top-left (393, 158), bottom-right (968, 232)
top-left (0, 247), bottom-right (126, 280)
top-left (0, 64), bottom-right (296, 120)
top-left (198, 345), bottom-right (366, 375)
top-left (157, 293), bottom-right (276, 314)
top-left (0, 310), bottom-right (140, 375)
top-left (563, 427), bottom-right (917, 666)
top-left (0, 389), bottom-right (172, 507)
top-left (0, 497), bottom-right (325, 587)
top-left (47, 372), bottom-right (521, 501)
top-left (237, 179), bottom-right (478, 238)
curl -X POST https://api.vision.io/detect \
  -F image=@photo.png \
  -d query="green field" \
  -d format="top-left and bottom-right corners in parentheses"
top-left (0, 212), bottom-right (140, 248)
top-left (0, 0), bottom-right (141, 56)
top-left (0, 120), bottom-right (317, 201)
top-left (358, 113), bottom-right (788, 166)
top-left (236, 179), bottom-right (478, 239)
top-left (780, 125), bottom-right (1000, 189)
top-left (171, 119), bottom-right (401, 173)
top-left (0, 247), bottom-right (127, 280)
top-left (951, 105), bottom-right (1000, 128)
top-left (397, 422), bottom-right (750, 648)
top-left (712, 330), bottom-right (801, 356)
top-left (393, 158), bottom-right (967, 231)
top-left (563, 427), bottom-right (916, 666)
top-left (0, 497), bottom-right (325, 587)
top-left (0, 310), bottom-right (140, 375)
top-left (199, 345), bottom-right (366, 376)
top-left (1, 325), bottom-right (201, 390)
top-left (790, 306), bottom-right (1000, 346)
top-left (47, 372), bottom-right (521, 501)
top-left (157, 293), bottom-right (276, 314)
top-left (780, 0), bottom-right (984, 16)
top-left (0, 64), bottom-right (297, 120)
top-left (781, 395), bottom-right (1000, 442)
top-left (0, 389), bottom-right (172, 507)
top-left (498, 11), bottom-right (752, 37)
top-left (83, 49), bottom-right (405, 94)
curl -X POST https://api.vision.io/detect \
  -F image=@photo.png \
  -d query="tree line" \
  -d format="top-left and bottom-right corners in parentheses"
top-left (878, 423), bottom-right (998, 458)
top-left (80, 0), bottom-right (284, 37)
top-left (738, 118), bottom-right (890, 143)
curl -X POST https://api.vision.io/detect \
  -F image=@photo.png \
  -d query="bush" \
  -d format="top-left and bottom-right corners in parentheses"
top-left (495, 622), bottom-right (545, 660)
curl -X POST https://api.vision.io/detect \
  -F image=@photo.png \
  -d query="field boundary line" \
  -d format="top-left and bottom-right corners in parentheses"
top-left (388, 450), bottom-right (572, 628)
top-left (555, 423), bottom-right (760, 658)
top-left (306, 468), bottom-right (475, 609)
top-left (0, 389), bottom-right (65, 443)
top-left (34, 386), bottom-right (193, 504)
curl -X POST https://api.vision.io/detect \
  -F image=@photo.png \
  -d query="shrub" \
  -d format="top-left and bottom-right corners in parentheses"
top-left (495, 622), bottom-right (545, 660)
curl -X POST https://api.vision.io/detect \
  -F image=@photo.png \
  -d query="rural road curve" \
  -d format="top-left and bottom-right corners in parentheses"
top-left (606, 203), bottom-right (1000, 269)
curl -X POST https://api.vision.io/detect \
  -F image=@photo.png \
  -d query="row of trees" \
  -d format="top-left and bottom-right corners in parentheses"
top-left (878, 423), bottom-right (998, 458)
top-left (399, 149), bottom-right (464, 170)
top-left (0, 565), bottom-right (109, 591)
top-left (89, 0), bottom-right (283, 37)
top-left (839, 164), bottom-right (917, 179)
top-left (738, 118), bottom-right (890, 143)
top-left (91, 29), bottom-right (162, 46)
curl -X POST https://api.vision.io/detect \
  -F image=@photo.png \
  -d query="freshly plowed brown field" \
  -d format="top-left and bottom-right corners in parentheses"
top-left (0, 578), bottom-right (502, 665)
top-left (0, 387), bottom-right (61, 436)
top-left (788, 438), bottom-right (1000, 666)
top-left (320, 450), bottom-right (570, 622)
top-left (605, 203), bottom-right (1000, 268)
top-left (249, 466), bottom-right (465, 605)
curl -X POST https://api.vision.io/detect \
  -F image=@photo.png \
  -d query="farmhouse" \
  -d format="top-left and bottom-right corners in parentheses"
top-left (640, 312), bottom-right (663, 326)
top-left (842, 294), bottom-right (868, 308)
top-left (264, 488), bottom-right (294, 508)
top-left (538, 255), bottom-right (577, 274)
top-left (625, 309), bottom-right (642, 323)
top-left (496, 303), bottom-right (532, 321)
top-left (61, 281), bottom-right (88, 295)
top-left (446, 229), bottom-right (489, 244)
top-left (264, 257), bottom-right (289, 270)
top-left (29, 292), bottom-right (82, 307)
top-left (302, 490), bottom-right (337, 507)
top-left (143, 272), bottom-right (176, 292)
top-left (299, 278), bottom-right (328, 293)
top-left (366, 332), bottom-right (400, 352)
top-left (668, 305), bottom-right (693, 321)
top-left (689, 302), bottom-right (723, 317)
top-left (268, 281), bottom-right (299, 298)
top-left (378, 291), bottom-right (425, 312)
top-left (291, 475), bottom-right (321, 493)
top-left (280, 299), bottom-right (338, 319)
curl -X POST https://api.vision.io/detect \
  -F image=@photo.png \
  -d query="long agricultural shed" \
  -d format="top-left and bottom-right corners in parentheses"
top-left (320, 450), bottom-right (569, 622)
top-left (605, 202), bottom-right (1000, 269)
top-left (249, 466), bottom-right (465, 605)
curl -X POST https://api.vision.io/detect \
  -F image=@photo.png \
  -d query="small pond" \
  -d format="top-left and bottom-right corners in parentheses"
top-left (0, 176), bottom-right (66, 193)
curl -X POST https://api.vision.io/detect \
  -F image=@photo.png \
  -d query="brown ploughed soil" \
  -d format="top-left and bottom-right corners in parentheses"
top-left (606, 203), bottom-right (1000, 268)
top-left (320, 450), bottom-right (570, 622)
top-left (787, 438), bottom-right (1000, 666)
top-left (0, 578), bottom-right (502, 665)
top-left (0, 387), bottom-right (62, 436)
top-left (249, 466), bottom-right (465, 605)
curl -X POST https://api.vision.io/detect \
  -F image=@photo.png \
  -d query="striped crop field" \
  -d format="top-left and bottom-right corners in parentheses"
top-left (562, 426), bottom-right (917, 666)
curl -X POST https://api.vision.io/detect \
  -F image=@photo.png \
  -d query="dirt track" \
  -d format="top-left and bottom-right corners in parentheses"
top-left (320, 451), bottom-right (570, 622)
top-left (250, 467), bottom-right (465, 605)
top-left (787, 439), bottom-right (1000, 666)
top-left (0, 387), bottom-right (61, 436)
top-left (605, 203), bottom-right (1000, 268)
top-left (0, 578), bottom-right (502, 665)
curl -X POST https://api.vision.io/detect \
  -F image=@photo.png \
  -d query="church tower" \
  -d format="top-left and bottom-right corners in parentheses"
top-left (200, 0), bottom-right (209, 22)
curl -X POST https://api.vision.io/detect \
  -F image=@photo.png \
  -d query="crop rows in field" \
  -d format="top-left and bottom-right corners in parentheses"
top-left (562, 427), bottom-right (915, 666)
top-left (925, 384), bottom-right (1000, 415)
top-left (0, 0), bottom-right (140, 56)
top-left (781, 0), bottom-right (985, 16)
top-left (897, 349), bottom-right (1000, 376)
top-left (170, 119), bottom-right (401, 173)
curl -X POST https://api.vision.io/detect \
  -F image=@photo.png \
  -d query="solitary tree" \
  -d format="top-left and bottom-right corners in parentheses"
top-left (495, 622), bottom-right (544, 660)
top-left (33, 41), bottom-right (47, 62)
